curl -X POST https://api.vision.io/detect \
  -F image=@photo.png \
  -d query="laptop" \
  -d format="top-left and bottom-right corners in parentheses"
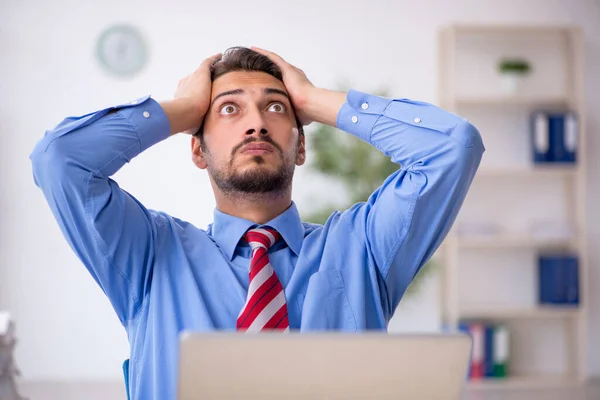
top-left (177, 331), bottom-right (472, 400)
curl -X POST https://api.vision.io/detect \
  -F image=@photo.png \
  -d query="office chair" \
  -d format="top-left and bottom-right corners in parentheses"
top-left (123, 359), bottom-right (130, 400)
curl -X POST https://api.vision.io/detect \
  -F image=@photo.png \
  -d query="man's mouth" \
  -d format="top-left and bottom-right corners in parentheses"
top-left (240, 143), bottom-right (275, 155)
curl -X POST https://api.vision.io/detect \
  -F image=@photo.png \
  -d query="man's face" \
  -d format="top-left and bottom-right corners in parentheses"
top-left (192, 71), bottom-right (305, 195)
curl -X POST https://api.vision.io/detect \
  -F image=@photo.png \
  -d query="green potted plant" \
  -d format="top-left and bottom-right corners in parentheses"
top-left (498, 58), bottom-right (532, 95)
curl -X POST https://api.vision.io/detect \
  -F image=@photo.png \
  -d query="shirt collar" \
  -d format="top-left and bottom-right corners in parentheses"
top-left (210, 201), bottom-right (304, 260)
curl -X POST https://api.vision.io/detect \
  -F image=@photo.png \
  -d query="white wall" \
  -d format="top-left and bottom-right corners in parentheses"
top-left (1, 0), bottom-right (599, 381)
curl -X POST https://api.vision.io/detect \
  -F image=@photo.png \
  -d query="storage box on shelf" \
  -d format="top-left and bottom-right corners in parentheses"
top-left (438, 24), bottom-right (587, 391)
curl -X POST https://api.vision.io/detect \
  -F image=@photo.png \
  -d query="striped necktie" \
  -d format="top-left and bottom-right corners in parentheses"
top-left (236, 227), bottom-right (290, 332)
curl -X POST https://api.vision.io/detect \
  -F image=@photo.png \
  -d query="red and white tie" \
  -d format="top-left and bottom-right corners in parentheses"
top-left (236, 227), bottom-right (290, 332)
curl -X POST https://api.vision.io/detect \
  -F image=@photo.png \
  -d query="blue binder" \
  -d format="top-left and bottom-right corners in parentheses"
top-left (530, 111), bottom-right (578, 164)
top-left (531, 112), bottom-right (552, 163)
top-left (549, 112), bottom-right (578, 163)
top-left (564, 255), bottom-right (579, 304)
top-left (484, 325), bottom-right (495, 377)
top-left (538, 254), bottom-right (579, 305)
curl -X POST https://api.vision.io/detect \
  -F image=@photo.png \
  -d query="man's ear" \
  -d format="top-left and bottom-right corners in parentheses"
top-left (295, 132), bottom-right (306, 166)
top-left (191, 136), bottom-right (208, 169)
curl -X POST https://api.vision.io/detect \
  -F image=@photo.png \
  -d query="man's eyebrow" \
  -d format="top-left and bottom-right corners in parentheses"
top-left (263, 88), bottom-right (290, 100)
top-left (211, 89), bottom-right (244, 106)
top-left (210, 87), bottom-right (290, 106)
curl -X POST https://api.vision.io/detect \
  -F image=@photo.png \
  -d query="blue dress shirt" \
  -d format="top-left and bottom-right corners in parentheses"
top-left (30, 89), bottom-right (484, 399)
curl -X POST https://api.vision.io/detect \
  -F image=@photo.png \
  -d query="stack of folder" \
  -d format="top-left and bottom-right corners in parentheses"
top-left (458, 321), bottom-right (510, 380)
top-left (530, 110), bottom-right (578, 164)
top-left (0, 312), bottom-right (27, 400)
top-left (538, 253), bottom-right (579, 305)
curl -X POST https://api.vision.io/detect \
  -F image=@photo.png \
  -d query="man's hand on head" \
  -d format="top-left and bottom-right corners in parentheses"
top-left (172, 52), bottom-right (222, 135)
top-left (251, 47), bottom-right (346, 129)
top-left (250, 47), bottom-right (317, 126)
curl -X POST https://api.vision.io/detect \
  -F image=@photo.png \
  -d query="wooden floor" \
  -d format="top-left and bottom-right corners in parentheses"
top-left (17, 379), bottom-right (600, 400)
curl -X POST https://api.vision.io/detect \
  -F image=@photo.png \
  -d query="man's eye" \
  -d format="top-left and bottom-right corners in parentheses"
top-left (220, 104), bottom-right (238, 115)
top-left (268, 102), bottom-right (285, 113)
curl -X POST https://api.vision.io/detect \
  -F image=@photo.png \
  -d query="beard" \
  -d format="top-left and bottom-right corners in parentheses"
top-left (212, 156), bottom-right (295, 194)
top-left (206, 138), bottom-right (298, 195)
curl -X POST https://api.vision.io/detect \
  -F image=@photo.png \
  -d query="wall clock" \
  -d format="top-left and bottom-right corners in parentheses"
top-left (95, 24), bottom-right (148, 77)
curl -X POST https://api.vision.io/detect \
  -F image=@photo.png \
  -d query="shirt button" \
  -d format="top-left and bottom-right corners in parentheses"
top-left (143, 111), bottom-right (150, 118)
top-left (361, 102), bottom-right (369, 110)
top-left (351, 116), bottom-right (358, 123)
top-left (414, 117), bottom-right (421, 123)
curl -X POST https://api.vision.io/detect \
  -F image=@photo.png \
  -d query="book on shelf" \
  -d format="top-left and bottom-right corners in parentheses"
top-left (538, 253), bottom-right (579, 305)
top-left (459, 320), bottom-right (509, 381)
top-left (531, 110), bottom-right (578, 165)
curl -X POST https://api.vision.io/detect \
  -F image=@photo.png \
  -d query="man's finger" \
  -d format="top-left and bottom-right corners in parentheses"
top-left (250, 46), bottom-right (268, 55)
top-left (201, 53), bottom-right (222, 68)
top-left (251, 46), bottom-right (288, 68)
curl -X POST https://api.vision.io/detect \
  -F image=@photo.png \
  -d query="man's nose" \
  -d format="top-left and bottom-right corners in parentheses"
top-left (245, 108), bottom-right (269, 136)
top-left (246, 127), bottom-right (268, 136)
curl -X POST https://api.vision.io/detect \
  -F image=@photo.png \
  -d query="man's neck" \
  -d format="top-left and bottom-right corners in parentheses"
top-left (214, 189), bottom-right (293, 225)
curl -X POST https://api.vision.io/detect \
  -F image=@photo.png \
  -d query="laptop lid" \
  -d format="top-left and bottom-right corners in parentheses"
top-left (178, 332), bottom-right (471, 400)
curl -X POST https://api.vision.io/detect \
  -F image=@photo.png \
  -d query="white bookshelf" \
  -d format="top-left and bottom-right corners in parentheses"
top-left (457, 234), bottom-right (577, 250)
top-left (459, 306), bottom-right (580, 321)
top-left (438, 24), bottom-right (588, 391)
top-left (476, 164), bottom-right (578, 178)
top-left (467, 374), bottom-right (581, 390)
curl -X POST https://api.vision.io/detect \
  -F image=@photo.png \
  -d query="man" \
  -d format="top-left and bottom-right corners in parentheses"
top-left (30, 46), bottom-right (484, 399)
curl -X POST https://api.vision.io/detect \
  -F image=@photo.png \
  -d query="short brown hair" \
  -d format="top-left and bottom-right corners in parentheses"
top-left (194, 46), bottom-right (303, 137)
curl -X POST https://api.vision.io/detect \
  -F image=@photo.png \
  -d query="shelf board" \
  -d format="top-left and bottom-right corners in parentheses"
top-left (448, 24), bottom-right (578, 36)
top-left (454, 96), bottom-right (569, 107)
top-left (459, 306), bottom-right (580, 320)
top-left (467, 374), bottom-right (582, 390)
top-left (475, 165), bottom-right (578, 179)
top-left (456, 234), bottom-right (576, 249)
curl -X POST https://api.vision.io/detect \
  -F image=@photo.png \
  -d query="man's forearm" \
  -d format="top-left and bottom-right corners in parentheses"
top-left (31, 96), bottom-right (171, 180)
top-left (335, 90), bottom-right (484, 167)
top-left (302, 88), bottom-right (347, 127)
top-left (159, 98), bottom-right (205, 136)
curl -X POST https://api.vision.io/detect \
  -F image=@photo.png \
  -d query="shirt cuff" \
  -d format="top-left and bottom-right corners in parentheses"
top-left (336, 89), bottom-right (467, 143)
top-left (336, 89), bottom-right (392, 143)
top-left (115, 95), bottom-right (171, 154)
